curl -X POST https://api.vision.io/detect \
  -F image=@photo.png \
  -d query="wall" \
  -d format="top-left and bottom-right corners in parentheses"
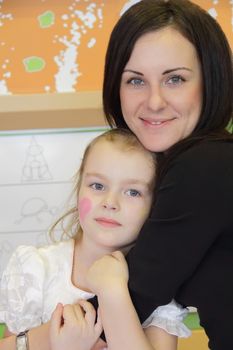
top-left (0, 0), bottom-right (232, 130)
top-left (0, 127), bottom-right (105, 275)
top-left (0, 0), bottom-right (232, 95)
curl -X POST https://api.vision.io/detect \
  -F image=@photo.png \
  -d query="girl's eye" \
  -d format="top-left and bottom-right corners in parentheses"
top-left (127, 78), bottom-right (145, 86)
top-left (125, 189), bottom-right (141, 197)
top-left (166, 75), bottom-right (185, 85)
top-left (90, 183), bottom-right (104, 191)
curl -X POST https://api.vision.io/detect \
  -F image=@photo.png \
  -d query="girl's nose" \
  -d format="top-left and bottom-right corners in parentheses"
top-left (102, 193), bottom-right (119, 210)
top-left (103, 203), bottom-right (117, 210)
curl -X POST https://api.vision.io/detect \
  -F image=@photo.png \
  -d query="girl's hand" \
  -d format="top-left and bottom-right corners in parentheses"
top-left (86, 251), bottom-right (129, 296)
top-left (49, 301), bottom-right (103, 350)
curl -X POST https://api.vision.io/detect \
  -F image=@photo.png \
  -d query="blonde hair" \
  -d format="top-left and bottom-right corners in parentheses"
top-left (49, 128), bottom-right (156, 242)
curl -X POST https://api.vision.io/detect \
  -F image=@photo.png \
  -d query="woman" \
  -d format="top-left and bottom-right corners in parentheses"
top-left (99, 0), bottom-right (233, 349)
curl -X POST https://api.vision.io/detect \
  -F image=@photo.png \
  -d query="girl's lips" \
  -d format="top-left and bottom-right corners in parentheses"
top-left (95, 217), bottom-right (122, 228)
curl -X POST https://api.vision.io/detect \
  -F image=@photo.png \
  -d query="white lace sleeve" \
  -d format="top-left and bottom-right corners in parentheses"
top-left (142, 300), bottom-right (191, 338)
top-left (0, 245), bottom-right (45, 334)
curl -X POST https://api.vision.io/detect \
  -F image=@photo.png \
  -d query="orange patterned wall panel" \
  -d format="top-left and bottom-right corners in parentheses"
top-left (0, 0), bottom-right (232, 95)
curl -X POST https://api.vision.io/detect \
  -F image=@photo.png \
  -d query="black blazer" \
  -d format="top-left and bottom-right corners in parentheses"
top-left (127, 140), bottom-right (233, 350)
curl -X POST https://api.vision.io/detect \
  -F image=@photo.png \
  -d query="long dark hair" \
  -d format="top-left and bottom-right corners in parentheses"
top-left (103, 0), bottom-right (233, 183)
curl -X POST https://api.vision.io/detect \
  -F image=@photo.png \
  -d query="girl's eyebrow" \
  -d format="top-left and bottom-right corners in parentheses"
top-left (85, 172), bottom-right (151, 188)
top-left (85, 172), bottom-right (106, 180)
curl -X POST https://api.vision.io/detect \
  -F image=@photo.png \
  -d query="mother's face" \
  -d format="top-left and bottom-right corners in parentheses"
top-left (120, 27), bottom-right (203, 152)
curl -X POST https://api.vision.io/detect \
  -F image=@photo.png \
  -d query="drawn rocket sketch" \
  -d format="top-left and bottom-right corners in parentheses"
top-left (21, 137), bottom-right (53, 183)
top-left (0, 128), bottom-right (104, 278)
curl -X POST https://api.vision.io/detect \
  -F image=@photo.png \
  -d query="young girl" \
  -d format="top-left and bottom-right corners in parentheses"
top-left (0, 129), bottom-right (190, 350)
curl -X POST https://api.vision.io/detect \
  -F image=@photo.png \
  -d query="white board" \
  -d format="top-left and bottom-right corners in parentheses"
top-left (0, 127), bottom-right (105, 276)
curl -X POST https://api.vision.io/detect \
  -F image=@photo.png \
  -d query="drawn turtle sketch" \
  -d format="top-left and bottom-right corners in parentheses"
top-left (15, 197), bottom-right (57, 224)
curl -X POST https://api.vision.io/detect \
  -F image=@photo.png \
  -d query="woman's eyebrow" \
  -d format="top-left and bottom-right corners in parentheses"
top-left (123, 69), bottom-right (144, 76)
top-left (163, 67), bottom-right (192, 74)
top-left (123, 67), bottom-right (192, 75)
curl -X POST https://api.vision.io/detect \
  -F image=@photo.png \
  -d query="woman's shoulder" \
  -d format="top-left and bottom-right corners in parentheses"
top-left (162, 139), bottom-right (233, 195)
top-left (181, 139), bottom-right (232, 157)
top-left (174, 139), bottom-right (233, 170)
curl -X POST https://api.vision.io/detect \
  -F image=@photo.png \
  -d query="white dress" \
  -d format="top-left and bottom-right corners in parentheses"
top-left (0, 239), bottom-right (191, 338)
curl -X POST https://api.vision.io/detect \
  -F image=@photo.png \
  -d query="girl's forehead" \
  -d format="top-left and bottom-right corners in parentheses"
top-left (84, 139), bottom-right (155, 175)
top-left (89, 138), bottom-right (148, 158)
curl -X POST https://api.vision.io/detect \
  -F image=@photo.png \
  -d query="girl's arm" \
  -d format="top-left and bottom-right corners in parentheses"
top-left (0, 322), bottom-right (50, 350)
top-left (87, 251), bottom-right (177, 350)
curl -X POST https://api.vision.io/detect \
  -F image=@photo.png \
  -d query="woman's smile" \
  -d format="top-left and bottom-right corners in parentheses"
top-left (120, 27), bottom-right (202, 152)
top-left (140, 116), bottom-right (177, 128)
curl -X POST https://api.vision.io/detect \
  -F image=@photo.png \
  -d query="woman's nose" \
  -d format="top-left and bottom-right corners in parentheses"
top-left (147, 85), bottom-right (167, 111)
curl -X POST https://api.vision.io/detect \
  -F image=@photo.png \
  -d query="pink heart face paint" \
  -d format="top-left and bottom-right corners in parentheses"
top-left (78, 197), bottom-right (92, 222)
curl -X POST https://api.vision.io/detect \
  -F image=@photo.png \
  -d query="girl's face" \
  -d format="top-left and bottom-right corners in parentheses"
top-left (78, 139), bottom-right (154, 252)
top-left (120, 27), bottom-right (203, 152)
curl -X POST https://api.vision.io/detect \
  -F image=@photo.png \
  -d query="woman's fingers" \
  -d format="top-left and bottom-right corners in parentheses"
top-left (94, 307), bottom-right (103, 335)
top-left (78, 299), bottom-right (96, 325)
top-left (49, 301), bottom-right (102, 350)
top-left (63, 303), bottom-right (85, 323)
top-left (50, 303), bottom-right (64, 335)
top-left (78, 300), bottom-right (103, 336)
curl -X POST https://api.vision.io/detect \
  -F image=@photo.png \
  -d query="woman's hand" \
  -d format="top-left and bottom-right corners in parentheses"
top-left (86, 251), bottom-right (129, 297)
top-left (49, 301), bottom-right (103, 350)
top-left (90, 338), bottom-right (108, 350)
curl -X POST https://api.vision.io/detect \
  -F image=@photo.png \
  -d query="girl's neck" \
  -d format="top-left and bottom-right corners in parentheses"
top-left (71, 236), bottom-right (113, 292)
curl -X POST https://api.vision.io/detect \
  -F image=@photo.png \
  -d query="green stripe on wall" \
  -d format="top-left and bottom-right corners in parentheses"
top-left (184, 312), bottom-right (202, 330)
top-left (0, 324), bottom-right (5, 338)
top-left (0, 312), bottom-right (202, 339)
top-left (0, 127), bottom-right (108, 138)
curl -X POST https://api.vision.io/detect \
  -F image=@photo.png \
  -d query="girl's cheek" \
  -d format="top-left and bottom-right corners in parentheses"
top-left (78, 197), bottom-right (92, 222)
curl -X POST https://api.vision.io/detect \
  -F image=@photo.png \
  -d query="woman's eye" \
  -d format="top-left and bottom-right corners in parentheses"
top-left (127, 78), bottom-right (144, 86)
top-left (126, 189), bottom-right (141, 197)
top-left (90, 183), bottom-right (104, 191)
top-left (167, 75), bottom-right (185, 85)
